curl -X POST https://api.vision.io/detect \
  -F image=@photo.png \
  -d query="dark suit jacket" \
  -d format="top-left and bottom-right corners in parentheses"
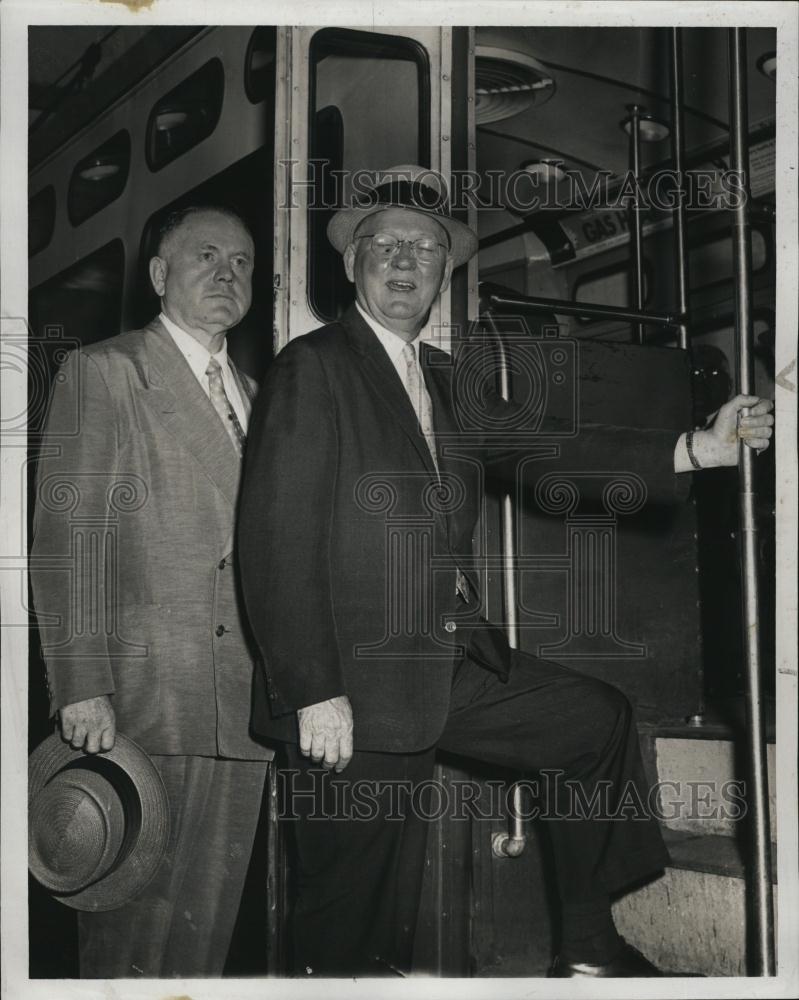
top-left (238, 304), bottom-right (687, 753)
top-left (31, 319), bottom-right (271, 761)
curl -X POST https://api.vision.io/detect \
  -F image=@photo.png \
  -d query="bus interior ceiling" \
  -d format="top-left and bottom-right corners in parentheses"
top-left (28, 24), bottom-right (777, 365)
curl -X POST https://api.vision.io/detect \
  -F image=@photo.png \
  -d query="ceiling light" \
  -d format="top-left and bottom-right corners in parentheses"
top-left (620, 110), bottom-right (670, 143)
top-left (475, 46), bottom-right (555, 125)
top-left (78, 160), bottom-right (120, 182)
top-left (154, 109), bottom-right (189, 132)
top-left (520, 159), bottom-right (566, 183)
top-left (757, 52), bottom-right (776, 81)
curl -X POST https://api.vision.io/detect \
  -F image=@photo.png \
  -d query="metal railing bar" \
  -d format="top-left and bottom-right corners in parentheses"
top-left (727, 26), bottom-right (775, 978)
top-left (670, 28), bottom-right (691, 352)
top-left (479, 283), bottom-right (683, 329)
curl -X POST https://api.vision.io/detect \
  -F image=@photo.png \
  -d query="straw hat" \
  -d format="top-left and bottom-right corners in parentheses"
top-left (28, 733), bottom-right (170, 912)
top-left (326, 164), bottom-right (479, 268)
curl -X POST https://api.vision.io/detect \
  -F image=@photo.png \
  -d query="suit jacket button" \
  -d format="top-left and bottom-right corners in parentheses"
top-left (215, 624), bottom-right (225, 637)
top-left (218, 558), bottom-right (226, 570)
top-left (445, 620), bottom-right (457, 633)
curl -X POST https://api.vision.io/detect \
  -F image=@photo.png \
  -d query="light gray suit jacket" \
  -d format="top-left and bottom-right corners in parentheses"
top-left (31, 318), bottom-right (272, 760)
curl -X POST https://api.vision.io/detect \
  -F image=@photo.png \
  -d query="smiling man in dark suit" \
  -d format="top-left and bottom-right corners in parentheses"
top-left (237, 166), bottom-right (773, 978)
top-left (31, 206), bottom-right (272, 978)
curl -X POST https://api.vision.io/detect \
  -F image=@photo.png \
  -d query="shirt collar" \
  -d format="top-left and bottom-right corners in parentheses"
top-left (355, 302), bottom-right (419, 363)
top-left (159, 311), bottom-right (230, 381)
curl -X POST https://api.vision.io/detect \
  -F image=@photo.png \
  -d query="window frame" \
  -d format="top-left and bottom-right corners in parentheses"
top-left (306, 27), bottom-right (432, 323)
top-left (145, 58), bottom-right (226, 173)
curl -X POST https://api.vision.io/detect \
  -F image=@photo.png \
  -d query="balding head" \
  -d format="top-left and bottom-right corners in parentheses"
top-left (155, 205), bottom-right (253, 261)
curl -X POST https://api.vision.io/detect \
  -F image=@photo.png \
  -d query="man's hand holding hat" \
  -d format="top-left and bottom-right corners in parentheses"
top-left (60, 695), bottom-right (116, 754)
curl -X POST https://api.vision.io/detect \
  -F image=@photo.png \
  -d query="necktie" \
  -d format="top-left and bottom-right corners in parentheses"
top-left (400, 343), bottom-right (470, 604)
top-left (206, 356), bottom-right (246, 457)
top-left (401, 341), bottom-right (438, 473)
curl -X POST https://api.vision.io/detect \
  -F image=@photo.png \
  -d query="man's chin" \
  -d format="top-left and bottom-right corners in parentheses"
top-left (383, 301), bottom-right (425, 322)
top-left (202, 307), bottom-right (242, 330)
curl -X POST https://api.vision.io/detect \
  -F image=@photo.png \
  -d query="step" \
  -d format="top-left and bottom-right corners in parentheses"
top-left (653, 736), bottom-right (776, 840)
top-left (612, 859), bottom-right (779, 977)
top-left (613, 830), bottom-right (777, 977)
top-left (619, 710), bottom-right (779, 977)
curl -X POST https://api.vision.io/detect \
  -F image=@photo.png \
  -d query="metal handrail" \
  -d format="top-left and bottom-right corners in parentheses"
top-left (626, 105), bottom-right (646, 345)
top-left (728, 27), bottom-right (775, 977)
top-left (670, 28), bottom-right (691, 352)
top-left (478, 282), bottom-right (683, 330)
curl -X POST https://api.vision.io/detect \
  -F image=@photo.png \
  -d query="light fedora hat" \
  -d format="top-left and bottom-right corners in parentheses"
top-left (326, 164), bottom-right (479, 268)
top-left (28, 732), bottom-right (170, 912)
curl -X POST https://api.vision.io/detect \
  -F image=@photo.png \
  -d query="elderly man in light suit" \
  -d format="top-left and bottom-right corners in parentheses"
top-left (30, 205), bottom-right (271, 978)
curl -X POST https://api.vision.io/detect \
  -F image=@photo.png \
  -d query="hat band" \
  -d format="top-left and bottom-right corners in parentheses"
top-left (354, 179), bottom-right (450, 218)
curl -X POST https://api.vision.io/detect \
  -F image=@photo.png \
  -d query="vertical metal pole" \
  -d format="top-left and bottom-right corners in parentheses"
top-left (627, 105), bottom-right (645, 345)
top-left (486, 313), bottom-right (526, 859)
top-left (669, 29), bottom-right (690, 351)
top-left (728, 27), bottom-right (775, 976)
top-left (496, 325), bottom-right (520, 654)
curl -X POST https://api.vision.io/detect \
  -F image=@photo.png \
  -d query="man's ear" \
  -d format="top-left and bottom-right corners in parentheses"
top-left (343, 245), bottom-right (356, 283)
top-left (149, 256), bottom-right (167, 298)
top-left (438, 256), bottom-right (455, 295)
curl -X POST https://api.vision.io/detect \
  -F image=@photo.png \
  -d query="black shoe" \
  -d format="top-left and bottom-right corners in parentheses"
top-left (549, 938), bottom-right (703, 977)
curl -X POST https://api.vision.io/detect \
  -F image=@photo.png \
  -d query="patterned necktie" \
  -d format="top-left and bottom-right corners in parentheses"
top-left (401, 341), bottom-right (438, 473)
top-left (206, 356), bottom-right (246, 457)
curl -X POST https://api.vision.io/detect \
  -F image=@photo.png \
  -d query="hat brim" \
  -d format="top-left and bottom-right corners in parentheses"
top-left (29, 733), bottom-right (170, 912)
top-left (327, 205), bottom-right (479, 269)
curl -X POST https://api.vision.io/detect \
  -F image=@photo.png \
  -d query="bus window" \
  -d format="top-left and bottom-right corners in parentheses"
top-left (146, 59), bottom-right (225, 172)
top-left (68, 130), bottom-right (131, 226)
top-left (308, 29), bottom-right (430, 322)
top-left (28, 186), bottom-right (55, 257)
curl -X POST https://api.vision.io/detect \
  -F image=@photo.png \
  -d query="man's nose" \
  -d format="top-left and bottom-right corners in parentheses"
top-left (391, 244), bottom-right (416, 269)
top-left (215, 261), bottom-right (234, 282)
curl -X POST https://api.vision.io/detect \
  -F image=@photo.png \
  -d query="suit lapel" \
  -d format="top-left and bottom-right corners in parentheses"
top-left (342, 305), bottom-right (439, 480)
top-left (137, 319), bottom-right (241, 508)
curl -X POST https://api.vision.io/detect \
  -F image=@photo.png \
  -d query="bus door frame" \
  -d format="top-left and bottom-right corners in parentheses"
top-left (272, 25), bottom-right (459, 352)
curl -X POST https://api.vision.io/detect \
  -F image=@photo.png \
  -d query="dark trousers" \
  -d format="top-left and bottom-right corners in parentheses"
top-left (283, 649), bottom-right (670, 977)
top-left (78, 754), bottom-right (269, 978)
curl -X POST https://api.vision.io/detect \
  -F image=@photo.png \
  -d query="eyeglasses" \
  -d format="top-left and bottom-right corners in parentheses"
top-left (355, 232), bottom-right (449, 263)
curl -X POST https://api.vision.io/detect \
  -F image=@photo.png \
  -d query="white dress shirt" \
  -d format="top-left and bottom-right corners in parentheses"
top-left (355, 302), bottom-right (423, 386)
top-left (159, 312), bottom-right (248, 431)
